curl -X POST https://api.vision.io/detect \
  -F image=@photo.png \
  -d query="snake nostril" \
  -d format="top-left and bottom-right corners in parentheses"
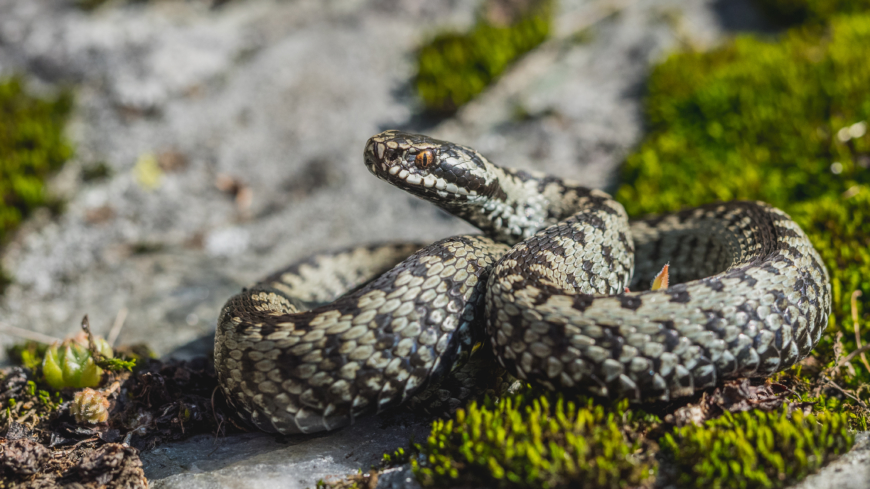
top-left (383, 148), bottom-right (399, 163)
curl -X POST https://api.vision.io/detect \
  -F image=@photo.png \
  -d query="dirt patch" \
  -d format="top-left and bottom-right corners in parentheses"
top-left (0, 356), bottom-right (245, 487)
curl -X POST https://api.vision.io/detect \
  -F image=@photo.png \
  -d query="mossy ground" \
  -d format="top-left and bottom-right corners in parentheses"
top-left (412, 395), bottom-right (657, 489)
top-left (0, 78), bottom-right (72, 249)
top-left (660, 408), bottom-right (854, 489)
top-left (414, 0), bottom-right (552, 114)
top-left (613, 6), bottom-right (870, 488)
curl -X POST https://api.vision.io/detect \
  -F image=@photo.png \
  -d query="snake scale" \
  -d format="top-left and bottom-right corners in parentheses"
top-left (215, 130), bottom-right (831, 434)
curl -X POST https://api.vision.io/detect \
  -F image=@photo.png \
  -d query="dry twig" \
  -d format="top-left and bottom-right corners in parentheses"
top-left (107, 307), bottom-right (129, 347)
top-left (0, 322), bottom-right (62, 344)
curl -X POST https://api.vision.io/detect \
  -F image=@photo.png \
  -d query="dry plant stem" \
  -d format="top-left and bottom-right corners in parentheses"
top-left (832, 331), bottom-right (856, 377)
top-left (211, 386), bottom-right (222, 444)
top-left (0, 322), bottom-right (62, 344)
top-left (81, 315), bottom-right (98, 356)
top-left (103, 380), bottom-right (121, 397)
top-left (80, 314), bottom-right (109, 363)
top-left (840, 344), bottom-right (870, 369)
top-left (825, 380), bottom-right (868, 408)
top-left (851, 290), bottom-right (870, 373)
top-left (812, 331), bottom-right (870, 408)
top-left (107, 307), bottom-right (129, 347)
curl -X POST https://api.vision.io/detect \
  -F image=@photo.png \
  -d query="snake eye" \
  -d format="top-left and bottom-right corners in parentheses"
top-left (415, 149), bottom-right (435, 169)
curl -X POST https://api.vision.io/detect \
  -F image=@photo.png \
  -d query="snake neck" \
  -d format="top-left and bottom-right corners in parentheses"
top-left (432, 164), bottom-right (617, 246)
top-left (363, 129), bottom-right (622, 245)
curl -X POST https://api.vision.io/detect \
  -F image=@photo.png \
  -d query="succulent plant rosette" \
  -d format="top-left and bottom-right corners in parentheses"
top-left (42, 332), bottom-right (113, 390)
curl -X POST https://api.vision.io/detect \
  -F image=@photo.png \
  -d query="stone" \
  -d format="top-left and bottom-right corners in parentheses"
top-left (142, 414), bottom-right (430, 489)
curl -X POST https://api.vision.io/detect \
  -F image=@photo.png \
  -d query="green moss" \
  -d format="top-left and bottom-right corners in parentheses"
top-left (791, 186), bottom-right (870, 341)
top-left (0, 77), bottom-right (73, 245)
top-left (755, 0), bottom-right (870, 25)
top-left (661, 407), bottom-right (854, 489)
top-left (616, 15), bottom-right (870, 215)
top-left (615, 13), bottom-right (870, 384)
top-left (5, 341), bottom-right (47, 371)
top-left (412, 393), bottom-right (656, 489)
top-left (415, 1), bottom-right (552, 114)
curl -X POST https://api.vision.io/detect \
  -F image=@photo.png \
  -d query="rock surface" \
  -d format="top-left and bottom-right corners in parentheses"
top-left (791, 432), bottom-right (870, 489)
top-left (1, 0), bottom-right (863, 488)
top-left (141, 412), bottom-right (430, 489)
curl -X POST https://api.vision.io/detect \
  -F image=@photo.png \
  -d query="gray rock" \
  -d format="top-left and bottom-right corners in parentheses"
top-left (790, 432), bottom-right (870, 489)
top-left (142, 413), bottom-right (431, 489)
top-left (375, 465), bottom-right (422, 489)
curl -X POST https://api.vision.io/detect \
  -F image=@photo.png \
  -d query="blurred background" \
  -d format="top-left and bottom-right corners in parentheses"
top-left (0, 0), bottom-right (868, 386)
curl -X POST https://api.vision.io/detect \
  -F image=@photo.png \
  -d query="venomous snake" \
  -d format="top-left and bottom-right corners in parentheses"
top-left (215, 130), bottom-right (831, 434)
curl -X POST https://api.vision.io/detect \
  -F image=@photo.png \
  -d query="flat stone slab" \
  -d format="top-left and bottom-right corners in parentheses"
top-left (791, 432), bottom-right (870, 489)
top-left (142, 413), bottom-right (430, 489)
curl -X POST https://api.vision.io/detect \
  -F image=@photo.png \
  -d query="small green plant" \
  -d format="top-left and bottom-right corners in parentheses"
top-left (412, 393), bottom-right (656, 488)
top-left (661, 407), bottom-right (854, 489)
top-left (42, 333), bottom-right (113, 389)
top-left (70, 387), bottom-right (110, 424)
top-left (382, 447), bottom-right (408, 466)
top-left (415, 1), bottom-right (552, 113)
top-left (29, 381), bottom-right (62, 411)
top-left (96, 356), bottom-right (136, 371)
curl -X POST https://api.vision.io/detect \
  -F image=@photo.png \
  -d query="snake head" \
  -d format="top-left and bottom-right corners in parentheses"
top-left (364, 130), bottom-right (496, 202)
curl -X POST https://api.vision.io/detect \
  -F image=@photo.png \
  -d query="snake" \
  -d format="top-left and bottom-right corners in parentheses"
top-left (214, 130), bottom-right (831, 435)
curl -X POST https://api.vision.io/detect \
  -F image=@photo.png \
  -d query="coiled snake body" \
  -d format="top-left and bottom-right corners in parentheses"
top-left (215, 131), bottom-right (831, 434)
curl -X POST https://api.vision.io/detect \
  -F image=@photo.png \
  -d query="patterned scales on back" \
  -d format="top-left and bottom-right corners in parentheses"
top-left (216, 238), bottom-right (510, 433)
top-left (215, 130), bottom-right (831, 434)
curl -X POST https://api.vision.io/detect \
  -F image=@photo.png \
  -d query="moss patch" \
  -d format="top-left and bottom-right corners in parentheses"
top-left (412, 393), bottom-right (656, 489)
top-left (615, 15), bottom-right (870, 215)
top-left (792, 186), bottom-right (870, 337)
top-left (414, 1), bottom-right (552, 114)
top-left (661, 408), bottom-right (854, 489)
top-left (0, 77), bottom-right (72, 246)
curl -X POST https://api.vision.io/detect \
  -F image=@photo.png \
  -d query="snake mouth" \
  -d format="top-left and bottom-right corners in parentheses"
top-left (367, 158), bottom-right (471, 197)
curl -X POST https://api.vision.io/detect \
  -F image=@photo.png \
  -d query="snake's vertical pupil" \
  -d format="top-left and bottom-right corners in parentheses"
top-left (415, 149), bottom-right (435, 169)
